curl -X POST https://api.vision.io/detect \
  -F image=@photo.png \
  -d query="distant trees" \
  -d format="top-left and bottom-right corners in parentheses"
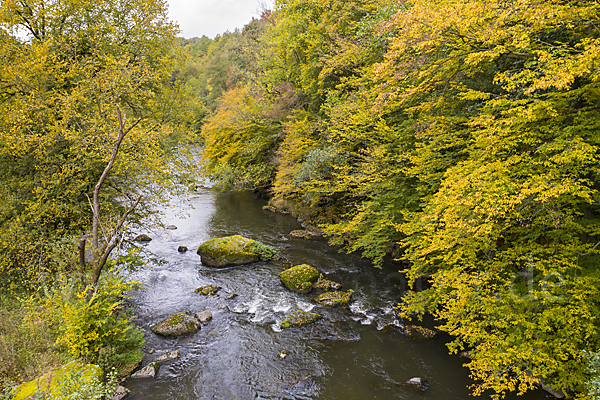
top-left (199, 0), bottom-right (600, 397)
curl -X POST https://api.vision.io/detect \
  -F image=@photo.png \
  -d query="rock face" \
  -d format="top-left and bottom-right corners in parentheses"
top-left (152, 313), bottom-right (200, 337)
top-left (134, 234), bottom-right (152, 242)
top-left (195, 310), bottom-right (212, 324)
top-left (195, 284), bottom-right (221, 295)
top-left (131, 362), bottom-right (159, 378)
top-left (278, 264), bottom-right (320, 294)
top-left (317, 291), bottom-right (352, 306)
top-left (314, 279), bottom-right (342, 291)
top-left (281, 310), bottom-right (322, 328)
top-left (11, 360), bottom-right (102, 400)
top-left (196, 235), bottom-right (277, 267)
top-left (404, 325), bottom-right (438, 339)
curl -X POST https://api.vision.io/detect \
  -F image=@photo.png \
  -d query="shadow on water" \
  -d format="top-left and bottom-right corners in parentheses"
top-left (124, 190), bottom-right (547, 400)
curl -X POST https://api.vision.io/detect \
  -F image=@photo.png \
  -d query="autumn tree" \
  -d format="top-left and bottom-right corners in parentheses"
top-left (0, 0), bottom-right (191, 288)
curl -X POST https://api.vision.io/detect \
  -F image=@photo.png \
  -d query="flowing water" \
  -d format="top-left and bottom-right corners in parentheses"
top-left (124, 189), bottom-right (547, 400)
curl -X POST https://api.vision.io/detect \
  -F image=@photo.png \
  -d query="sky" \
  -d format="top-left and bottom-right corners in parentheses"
top-left (166, 0), bottom-right (275, 39)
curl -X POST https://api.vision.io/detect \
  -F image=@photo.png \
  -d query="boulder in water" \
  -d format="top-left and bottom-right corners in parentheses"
top-left (152, 350), bottom-right (180, 363)
top-left (281, 310), bottom-right (322, 328)
top-left (152, 313), bottom-right (200, 337)
top-left (195, 310), bottom-right (212, 324)
top-left (279, 264), bottom-right (320, 294)
top-left (134, 234), bottom-right (152, 242)
top-left (317, 290), bottom-right (352, 306)
top-left (165, 225), bottom-right (177, 230)
top-left (131, 362), bottom-right (159, 378)
top-left (178, 246), bottom-right (188, 252)
top-left (197, 235), bottom-right (277, 267)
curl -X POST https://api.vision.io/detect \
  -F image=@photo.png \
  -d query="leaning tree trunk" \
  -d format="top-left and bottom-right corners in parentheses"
top-left (79, 105), bottom-right (142, 285)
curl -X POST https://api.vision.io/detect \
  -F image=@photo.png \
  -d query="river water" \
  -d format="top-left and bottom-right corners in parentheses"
top-left (124, 188), bottom-right (546, 400)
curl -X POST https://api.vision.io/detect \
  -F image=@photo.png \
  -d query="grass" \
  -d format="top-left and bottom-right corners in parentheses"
top-left (0, 293), bottom-right (69, 392)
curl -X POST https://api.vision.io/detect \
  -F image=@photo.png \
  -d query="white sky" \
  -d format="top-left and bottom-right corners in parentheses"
top-left (166, 0), bottom-right (275, 39)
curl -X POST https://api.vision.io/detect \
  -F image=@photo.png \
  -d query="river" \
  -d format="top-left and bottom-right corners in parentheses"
top-left (123, 188), bottom-right (547, 400)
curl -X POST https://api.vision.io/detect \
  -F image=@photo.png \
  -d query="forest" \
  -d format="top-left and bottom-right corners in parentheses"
top-left (1, 0), bottom-right (600, 399)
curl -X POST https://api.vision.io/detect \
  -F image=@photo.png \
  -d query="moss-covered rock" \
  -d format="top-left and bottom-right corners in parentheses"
top-left (151, 313), bottom-right (200, 337)
top-left (281, 310), bottom-right (322, 328)
top-left (317, 290), bottom-right (352, 306)
top-left (195, 284), bottom-right (221, 295)
top-left (196, 235), bottom-right (278, 267)
top-left (278, 264), bottom-right (320, 294)
top-left (12, 360), bottom-right (102, 400)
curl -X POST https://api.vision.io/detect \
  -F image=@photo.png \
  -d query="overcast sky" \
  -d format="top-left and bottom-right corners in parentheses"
top-left (166, 0), bottom-right (275, 39)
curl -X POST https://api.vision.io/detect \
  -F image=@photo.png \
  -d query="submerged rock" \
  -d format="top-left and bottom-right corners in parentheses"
top-left (195, 284), bottom-right (221, 296)
top-left (281, 310), bottom-right (322, 328)
top-left (134, 234), bottom-right (152, 242)
top-left (405, 377), bottom-right (429, 391)
top-left (314, 278), bottom-right (342, 291)
top-left (195, 310), bottom-right (213, 324)
top-left (152, 313), bottom-right (200, 337)
top-left (131, 362), bottom-right (159, 378)
top-left (152, 350), bottom-right (180, 363)
top-left (404, 325), bottom-right (438, 339)
top-left (317, 290), bottom-right (352, 306)
top-left (279, 264), bottom-right (320, 294)
top-left (225, 293), bottom-right (238, 300)
top-left (11, 360), bottom-right (102, 400)
top-left (289, 229), bottom-right (321, 239)
top-left (165, 225), bottom-right (177, 230)
top-left (197, 235), bottom-right (278, 267)
top-left (178, 246), bottom-right (188, 252)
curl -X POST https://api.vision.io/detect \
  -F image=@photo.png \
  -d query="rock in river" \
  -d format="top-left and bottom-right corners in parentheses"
top-left (195, 284), bottom-right (221, 295)
top-left (178, 246), bottom-right (188, 252)
top-left (195, 310), bottom-right (212, 324)
top-left (152, 313), bottom-right (200, 337)
top-left (317, 290), bottom-right (352, 306)
top-left (134, 234), bottom-right (152, 242)
top-left (279, 264), bottom-right (320, 294)
top-left (131, 362), bottom-right (159, 378)
top-left (197, 235), bottom-right (278, 267)
top-left (314, 278), bottom-right (342, 291)
top-left (404, 325), bottom-right (438, 339)
top-left (281, 310), bottom-right (322, 328)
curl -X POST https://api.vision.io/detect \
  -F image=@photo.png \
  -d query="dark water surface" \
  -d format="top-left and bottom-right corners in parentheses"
top-left (124, 189), bottom-right (546, 400)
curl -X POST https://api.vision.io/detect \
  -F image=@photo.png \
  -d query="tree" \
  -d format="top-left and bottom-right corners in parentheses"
top-left (0, 0), bottom-right (190, 288)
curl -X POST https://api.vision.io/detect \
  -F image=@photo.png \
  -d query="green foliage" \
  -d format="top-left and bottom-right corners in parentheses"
top-left (0, 0), bottom-right (194, 291)
top-left (250, 241), bottom-right (278, 261)
top-left (198, 0), bottom-right (600, 397)
top-left (37, 273), bottom-right (143, 375)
